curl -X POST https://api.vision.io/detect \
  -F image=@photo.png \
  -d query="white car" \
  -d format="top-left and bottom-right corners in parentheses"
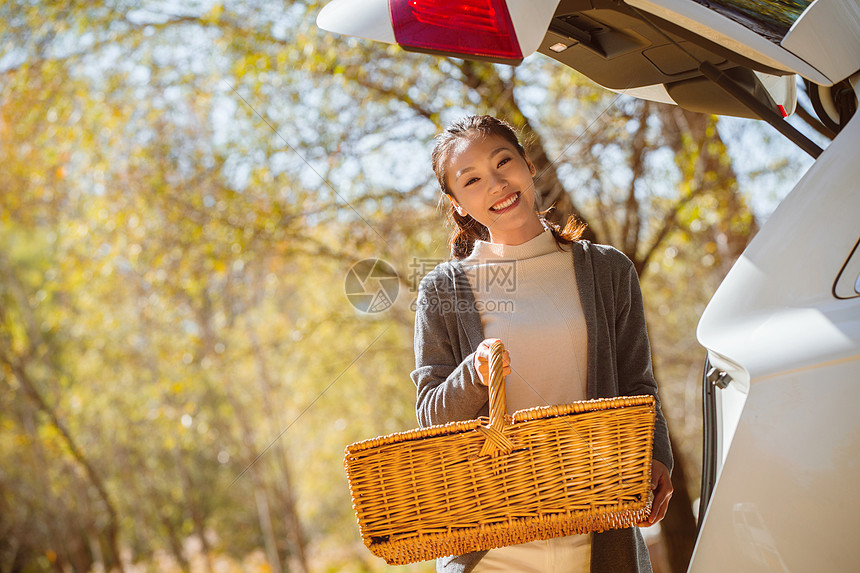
top-left (318, 1), bottom-right (860, 570)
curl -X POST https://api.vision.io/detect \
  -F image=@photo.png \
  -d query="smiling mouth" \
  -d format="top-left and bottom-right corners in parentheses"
top-left (490, 192), bottom-right (520, 212)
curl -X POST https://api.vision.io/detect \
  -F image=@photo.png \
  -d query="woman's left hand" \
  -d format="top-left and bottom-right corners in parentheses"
top-left (640, 460), bottom-right (673, 527)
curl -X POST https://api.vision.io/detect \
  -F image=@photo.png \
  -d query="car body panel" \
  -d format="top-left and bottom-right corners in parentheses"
top-left (504, 0), bottom-right (563, 56)
top-left (834, 239), bottom-right (860, 299)
top-left (317, 0), bottom-right (396, 44)
top-left (693, 76), bottom-right (860, 571)
top-left (782, 0), bottom-right (860, 86)
top-left (691, 357), bottom-right (860, 572)
top-left (535, 0), bottom-right (798, 117)
top-left (627, 0), bottom-right (833, 84)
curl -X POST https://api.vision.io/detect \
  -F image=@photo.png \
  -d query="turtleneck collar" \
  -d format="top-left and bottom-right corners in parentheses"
top-left (465, 228), bottom-right (563, 262)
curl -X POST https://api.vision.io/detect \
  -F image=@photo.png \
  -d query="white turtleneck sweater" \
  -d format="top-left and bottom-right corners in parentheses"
top-left (460, 228), bottom-right (589, 415)
top-left (460, 228), bottom-right (592, 569)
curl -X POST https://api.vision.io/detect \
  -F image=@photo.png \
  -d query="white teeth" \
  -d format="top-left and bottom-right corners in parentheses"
top-left (491, 193), bottom-right (518, 211)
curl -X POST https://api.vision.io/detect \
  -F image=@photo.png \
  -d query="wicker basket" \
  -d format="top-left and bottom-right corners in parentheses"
top-left (344, 340), bottom-right (656, 565)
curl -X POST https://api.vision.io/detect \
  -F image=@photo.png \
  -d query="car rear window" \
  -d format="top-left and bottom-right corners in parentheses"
top-left (691, 0), bottom-right (812, 44)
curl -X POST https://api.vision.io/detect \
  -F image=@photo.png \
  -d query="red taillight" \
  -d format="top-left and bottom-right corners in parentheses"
top-left (389, 0), bottom-right (522, 61)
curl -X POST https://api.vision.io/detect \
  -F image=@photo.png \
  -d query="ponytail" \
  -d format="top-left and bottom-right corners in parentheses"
top-left (439, 197), bottom-right (490, 259)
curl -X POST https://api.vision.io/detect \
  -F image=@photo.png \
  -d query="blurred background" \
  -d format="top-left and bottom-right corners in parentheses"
top-left (0, 1), bottom-right (828, 572)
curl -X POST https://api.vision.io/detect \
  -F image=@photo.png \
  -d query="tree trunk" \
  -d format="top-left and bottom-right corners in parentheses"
top-left (248, 326), bottom-right (310, 573)
top-left (621, 102), bottom-right (650, 257)
top-left (160, 513), bottom-right (191, 572)
top-left (255, 486), bottom-right (283, 573)
top-left (0, 356), bottom-right (125, 573)
top-left (661, 431), bottom-right (699, 572)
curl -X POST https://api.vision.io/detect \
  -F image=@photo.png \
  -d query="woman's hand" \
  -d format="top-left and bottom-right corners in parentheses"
top-left (472, 338), bottom-right (511, 386)
top-left (640, 459), bottom-right (673, 527)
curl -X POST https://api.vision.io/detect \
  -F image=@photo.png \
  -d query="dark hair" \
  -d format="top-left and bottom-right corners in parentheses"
top-left (431, 115), bottom-right (586, 259)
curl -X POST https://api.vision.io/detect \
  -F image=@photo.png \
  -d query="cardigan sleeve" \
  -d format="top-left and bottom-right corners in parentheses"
top-left (411, 270), bottom-right (489, 428)
top-left (612, 249), bottom-right (674, 474)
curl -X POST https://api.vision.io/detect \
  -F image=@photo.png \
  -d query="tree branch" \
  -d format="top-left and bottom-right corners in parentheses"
top-left (622, 102), bottom-right (649, 258)
top-left (636, 185), bottom-right (709, 275)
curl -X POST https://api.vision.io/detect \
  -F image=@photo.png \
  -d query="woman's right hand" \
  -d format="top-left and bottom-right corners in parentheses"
top-left (473, 338), bottom-right (511, 386)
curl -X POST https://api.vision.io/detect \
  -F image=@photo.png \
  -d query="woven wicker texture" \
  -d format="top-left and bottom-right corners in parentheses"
top-left (345, 340), bottom-right (656, 565)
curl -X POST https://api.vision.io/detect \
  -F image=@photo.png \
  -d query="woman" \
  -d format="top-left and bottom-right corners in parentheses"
top-left (410, 115), bottom-right (673, 573)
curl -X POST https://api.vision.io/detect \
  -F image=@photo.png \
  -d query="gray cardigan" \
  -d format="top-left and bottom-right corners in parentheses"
top-left (411, 240), bottom-right (673, 573)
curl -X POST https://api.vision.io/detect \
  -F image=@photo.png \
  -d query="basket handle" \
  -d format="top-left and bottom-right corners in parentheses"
top-left (478, 339), bottom-right (514, 457)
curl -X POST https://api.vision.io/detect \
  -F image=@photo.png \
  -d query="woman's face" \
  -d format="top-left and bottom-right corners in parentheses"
top-left (445, 133), bottom-right (543, 245)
